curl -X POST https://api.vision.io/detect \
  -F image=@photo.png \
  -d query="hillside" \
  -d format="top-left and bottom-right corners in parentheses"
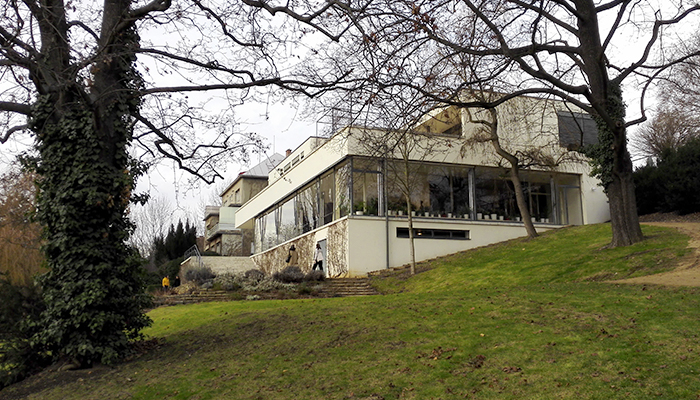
top-left (3, 223), bottom-right (699, 400)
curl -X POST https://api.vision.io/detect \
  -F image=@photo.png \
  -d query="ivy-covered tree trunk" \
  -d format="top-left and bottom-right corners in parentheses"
top-left (28, 0), bottom-right (151, 367)
top-left (604, 122), bottom-right (644, 247)
top-left (575, 0), bottom-right (643, 247)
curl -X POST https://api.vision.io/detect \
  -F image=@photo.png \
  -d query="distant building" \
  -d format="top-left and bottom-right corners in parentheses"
top-left (202, 153), bottom-right (285, 256)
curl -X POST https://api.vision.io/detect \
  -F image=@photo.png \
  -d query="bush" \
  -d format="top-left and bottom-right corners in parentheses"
top-left (0, 275), bottom-right (50, 389)
top-left (273, 266), bottom-right (305, 283)
top-left (244, 269), bottom-right (265, 282)
top-left (213, 273), bottom-right (243, 291)
top-left (184, 266), bottom-right (215, 285)
top-left (304, 270), bottom-right (326, 282)
top-left (634, 138), bottom-right (700, 215)
top-left (213, 273), bottom-right (296, 292)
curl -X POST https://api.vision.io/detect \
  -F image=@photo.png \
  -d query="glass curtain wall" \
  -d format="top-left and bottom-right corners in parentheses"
top-left (335, 160), bottom-right (351, 218)
top-left (297, 182), bottom-right (320, 234)
top-left (352, 158), bottom-right (382, 216)
top-left (385, 161), bottom-right (471, 217)
top-left (254, 156), bottom-right (560, 253)
top-left (255, 159), bottom-right (353, 252)
top-left (474, 168), bottom-right (553, 221)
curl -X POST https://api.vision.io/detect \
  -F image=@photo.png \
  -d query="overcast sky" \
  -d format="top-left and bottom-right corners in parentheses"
top-left (132, 98), bottom-right (318, 228)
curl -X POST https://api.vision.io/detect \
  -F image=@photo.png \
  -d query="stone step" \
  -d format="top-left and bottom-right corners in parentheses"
top-left (153, 278), bottom-right (381, 306)
top-left (319, 278), bottom-right (380, 297)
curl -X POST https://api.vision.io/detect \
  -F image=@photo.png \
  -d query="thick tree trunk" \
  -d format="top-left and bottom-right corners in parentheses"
top-left (575, 0), bottom-right (643, 247)
top-left (607, 129), bottom-right (644, 247)
top-left (31, 0), bottom-right (151, 367)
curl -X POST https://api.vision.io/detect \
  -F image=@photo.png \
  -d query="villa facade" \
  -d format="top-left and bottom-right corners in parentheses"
top-left (228, 97), bottom-right (610, 277)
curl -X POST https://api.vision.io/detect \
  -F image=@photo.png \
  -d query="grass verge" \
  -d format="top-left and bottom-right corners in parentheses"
top-left (2, 223), bottom-right (698, 399)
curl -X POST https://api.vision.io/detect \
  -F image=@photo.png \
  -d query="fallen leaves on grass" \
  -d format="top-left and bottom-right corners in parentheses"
top-left (467, 354), bottom-right (486, 368)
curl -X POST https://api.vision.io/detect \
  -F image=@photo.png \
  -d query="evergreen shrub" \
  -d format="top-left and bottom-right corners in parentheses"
top-left (273, 266), bottom-right (305, 283)
top-left (184, 266), bottom-right (215, 285)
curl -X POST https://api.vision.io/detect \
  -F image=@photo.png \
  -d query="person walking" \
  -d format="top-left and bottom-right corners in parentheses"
top-left (286, 244), bottom-right (298, 267)
top-left (313, 243), bottom-right (324, 272)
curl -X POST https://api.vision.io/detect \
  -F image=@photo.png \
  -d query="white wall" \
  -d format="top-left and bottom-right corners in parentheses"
top-left (345, 217), bottom-right (557, 276)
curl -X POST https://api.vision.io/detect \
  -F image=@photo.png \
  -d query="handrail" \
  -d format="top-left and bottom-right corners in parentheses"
top-left (183, 245), bottom-right (203, 269)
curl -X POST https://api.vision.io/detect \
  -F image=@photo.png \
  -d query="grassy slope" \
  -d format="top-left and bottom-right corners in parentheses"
top-left (4, 224), bottom-right (700, 399)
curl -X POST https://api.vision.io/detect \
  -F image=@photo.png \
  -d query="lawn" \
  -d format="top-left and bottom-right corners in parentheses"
top-left (2, 223), bottom-right (699, 399)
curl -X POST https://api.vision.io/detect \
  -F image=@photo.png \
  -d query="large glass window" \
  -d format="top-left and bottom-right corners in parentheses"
top-left (263, 211), bottom-right (277, 251)
top-left (253, 156), bottom-right (559, 254)
top-left (352, 158), bottom-right (381, 216)
top-left (385, 161), bottom-right (426, 215)
top-left (474, 168), bottom-right (553, 221)
top-left (528, 181), bottom-right (553, 222)
top-left (278, 197), bottom-right (297, 243)
top-left (297, 182), bottom-right (320, 233)
top-left (386, 162), bottom-right (471, 217)
top-left (475, 169), bottom-right (519, 219)
top-left (320, 171), bottom-right (334, 225)
top-left (335, 160), bottom-right (351, 218)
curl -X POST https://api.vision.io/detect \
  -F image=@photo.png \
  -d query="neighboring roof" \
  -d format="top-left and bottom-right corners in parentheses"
top-left (220, 153), bottom-right (285, 196)
top-left (245, 153), bottom-right (285, 177)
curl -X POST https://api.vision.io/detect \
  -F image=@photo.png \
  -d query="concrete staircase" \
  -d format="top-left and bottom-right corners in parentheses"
top-left (319, 277), bottom-right (381, 297)
top-left (153, 278), bottom-right (381, 307)
top-left (154, 290), bottom-right (234, 307)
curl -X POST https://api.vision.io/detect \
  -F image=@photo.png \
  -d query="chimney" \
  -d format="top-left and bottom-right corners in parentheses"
top-left (285, 149), bottom-right (292, 157)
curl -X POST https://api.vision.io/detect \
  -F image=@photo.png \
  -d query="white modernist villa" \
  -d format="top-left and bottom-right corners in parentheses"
top-left (222, 96), bottom-right (610, 277)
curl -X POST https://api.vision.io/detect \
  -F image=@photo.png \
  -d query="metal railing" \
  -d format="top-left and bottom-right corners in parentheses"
top-left (183, 245), bottom-right (203, 269)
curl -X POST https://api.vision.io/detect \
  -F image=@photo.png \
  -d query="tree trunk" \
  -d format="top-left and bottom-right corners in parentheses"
top-left (31, 0), bottom-right (152, 367)
top-left (404, 161), bottom-right (417, 275)
top-left (607, 127), bottom-right (644, 247)
top-left (575, 0), bottom-right (643, 247)
top-left (486, 108), bottom-right (538, 238)
top-left (508, 166), bottom-right (538, 238)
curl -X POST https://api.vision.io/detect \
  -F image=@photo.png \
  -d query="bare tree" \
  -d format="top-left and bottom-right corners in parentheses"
top-left (0, 1), bottom-right (344, 367)
top-left (244, 0), bottom-right (700, 247)
top-left (632, 35), bottom-right (700, 161)
top-left (357, 123), bottom-right (450, 275)
top-left (128, 195), bottom-right (175, 257)
top-left (631, 109), bottom-right (700, 161)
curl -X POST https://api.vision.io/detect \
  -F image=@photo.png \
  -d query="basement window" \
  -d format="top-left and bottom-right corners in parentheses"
top-left (396, 227), bottom-right (470, 240)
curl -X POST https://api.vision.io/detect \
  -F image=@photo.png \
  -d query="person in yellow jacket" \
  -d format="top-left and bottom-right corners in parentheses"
top-left (162, 276), bottom-right (170, 292)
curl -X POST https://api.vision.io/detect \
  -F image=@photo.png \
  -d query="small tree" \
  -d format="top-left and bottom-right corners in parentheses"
top-left (631, 109), bottom-right (700, 162)
top-left (0, 167), bottom-right (44, 286)
top-left (149, 219), bottom-right (198, 279)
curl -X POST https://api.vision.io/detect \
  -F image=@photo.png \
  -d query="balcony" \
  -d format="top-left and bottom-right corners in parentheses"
top-left (205, 223), bottom-right (239, 240)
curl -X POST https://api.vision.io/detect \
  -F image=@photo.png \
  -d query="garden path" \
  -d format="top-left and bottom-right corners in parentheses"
top-left (610, 221), bottom-right (700, 287)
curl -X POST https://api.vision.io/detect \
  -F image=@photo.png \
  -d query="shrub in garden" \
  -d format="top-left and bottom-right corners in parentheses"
top-left (213, 273), bottom-right (243, 291)
top-left (244, 269), bottom-right (265, 282)
top-left (0, 275), bottom-right (50, 389)
top-left (184, 266), bottom-right (215, 285)
top-left (304, 270), bottom-right (325, 282)
top-left (273, 266), bottom-right (305, 283)
top-left (251, 277), bottom-right (296, 292)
